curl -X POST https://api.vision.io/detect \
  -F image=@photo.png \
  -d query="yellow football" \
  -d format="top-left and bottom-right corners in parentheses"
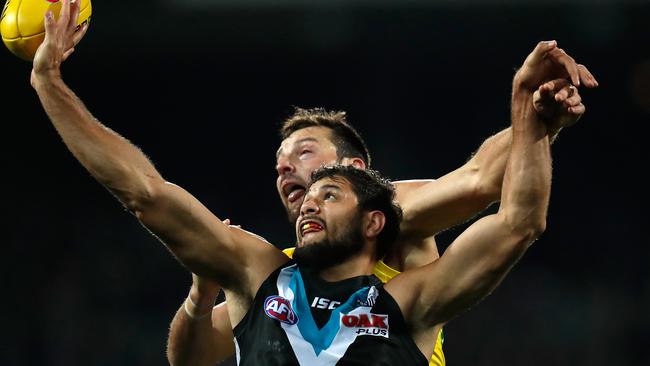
top-left (1, 0), bottom-right (91, 61)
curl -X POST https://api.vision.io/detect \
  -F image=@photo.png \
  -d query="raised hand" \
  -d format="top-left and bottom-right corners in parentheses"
top-left (31, 0), bottom-right (88, 83)
top-left (514, 40), bottom-right (598, 92)
top-left (534, 78), bottom-right (586, 131)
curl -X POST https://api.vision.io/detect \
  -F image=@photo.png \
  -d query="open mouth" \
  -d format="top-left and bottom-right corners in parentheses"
top-left (283, 182), bottom-right (306, 203)
top-left (300, 220), bottom-right (324, 236)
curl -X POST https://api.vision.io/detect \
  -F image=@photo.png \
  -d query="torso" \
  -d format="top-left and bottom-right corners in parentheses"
top-left (233, 262), bottom-right (429, 366)
top-left (282, 247), bottom-right (446, 366)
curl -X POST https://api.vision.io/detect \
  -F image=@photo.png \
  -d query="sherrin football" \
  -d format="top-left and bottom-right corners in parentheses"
top-left (1, 0), bottom-right (91, 61)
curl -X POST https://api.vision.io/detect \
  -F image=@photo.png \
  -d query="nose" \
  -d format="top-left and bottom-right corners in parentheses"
top-left (300, 195), bottom-right (320, 217)
top-left (276, 155), bottom-right (295, 176)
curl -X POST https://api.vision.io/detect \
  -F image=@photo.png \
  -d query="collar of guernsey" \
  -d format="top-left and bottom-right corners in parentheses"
top-left (282, 247), bottom-right (399, 283)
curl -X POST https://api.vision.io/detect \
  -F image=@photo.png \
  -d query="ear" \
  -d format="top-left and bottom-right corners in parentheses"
top-left (363, 210), bottom-right (386, 240)
top-left (340, 157), bottom-right (366, 170)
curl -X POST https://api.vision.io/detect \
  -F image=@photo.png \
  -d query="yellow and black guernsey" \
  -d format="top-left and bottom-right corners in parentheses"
top-left (283, 248), bottom-right (446, 366)
top-left (233, 261), bottom-right (428, 365)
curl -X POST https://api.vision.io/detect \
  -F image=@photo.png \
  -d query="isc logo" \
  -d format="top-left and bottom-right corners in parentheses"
top-left (264, 296), bottom-right (298, 325)
top-left (311, 296), bottom-right (341, 310)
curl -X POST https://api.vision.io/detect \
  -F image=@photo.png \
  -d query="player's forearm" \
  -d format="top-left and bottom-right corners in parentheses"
top-left (32, 75), bottom-right (162, 208)
top-left (398, 129), bottom-right (510, 239)
top-left (500, 87), bottom-right (551, 236)
top-left (411, 108), bottom-right (551, 324)
top-left (168, 300), bottom-right (221, 366)
top-left (466, 127), bottom-right (511, 202)
top-left (168, 290), bottom-right (236, 366)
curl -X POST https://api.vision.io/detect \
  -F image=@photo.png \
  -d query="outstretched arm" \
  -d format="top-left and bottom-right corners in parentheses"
top-left (31, 0), bottom-right (286, 296)
top-left (389, 41), bottom-right (597, 338)
top-left (396, 127), bottom-right (511, 241)
top-left (390, 78), bottom-right (589, 274)
top-left (396, 80), bottom-right (591, 243)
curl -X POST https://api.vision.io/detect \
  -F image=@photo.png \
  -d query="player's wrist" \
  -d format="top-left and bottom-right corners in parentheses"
top-left (511, 82), bottom-right (536, 97)
top-left (31, 69), bottom-right (63, 90)
top-left (188, 279), bottom-right (220, 313)
top-left (184, 294), bottom-right (213, 320)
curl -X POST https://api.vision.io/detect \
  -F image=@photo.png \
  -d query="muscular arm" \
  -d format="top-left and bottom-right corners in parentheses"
top-left (415, 87), bottom-right (549, 325)
top-left (388, 42), bottom-right (573, 349)
top-left (31, 0), bottom-right (286, 302)
top-left (396, 127), bottom-right (510, 242)
top-left (31, 74), bottom-right (282, 290)
top-left (391, 74), bottom-right (587, 270)
top-left (384, 127), bottom-right (511, 273)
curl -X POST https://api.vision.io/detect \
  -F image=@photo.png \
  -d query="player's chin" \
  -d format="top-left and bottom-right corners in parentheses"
top-left (297, 232), bottom-right (323, 248)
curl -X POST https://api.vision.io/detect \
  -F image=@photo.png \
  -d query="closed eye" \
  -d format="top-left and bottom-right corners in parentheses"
top-left (299, 149), bottom-right (314, 160)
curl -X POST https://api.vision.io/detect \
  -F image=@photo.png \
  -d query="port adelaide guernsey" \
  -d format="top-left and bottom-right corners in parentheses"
top-left (233, 261), bottom-right (428, 365)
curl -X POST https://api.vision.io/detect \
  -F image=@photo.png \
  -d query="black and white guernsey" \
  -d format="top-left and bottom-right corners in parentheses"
top-left (233, 261), bottom-right (428, 365)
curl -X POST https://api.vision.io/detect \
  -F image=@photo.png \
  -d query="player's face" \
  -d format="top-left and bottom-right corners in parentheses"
top-left (276, 127), bottom-right (340, 223)
top-left (293, 176), bottom-right (365, 269)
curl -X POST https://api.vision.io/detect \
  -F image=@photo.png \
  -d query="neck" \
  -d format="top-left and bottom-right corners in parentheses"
top-left (317, 245), bottom-right (376, 282)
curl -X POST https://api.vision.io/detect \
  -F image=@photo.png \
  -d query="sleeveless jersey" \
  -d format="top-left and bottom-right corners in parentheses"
top-left (233, 262), bottom-right (429, 366)
top-left (283, 247), bottom-right (446, 366)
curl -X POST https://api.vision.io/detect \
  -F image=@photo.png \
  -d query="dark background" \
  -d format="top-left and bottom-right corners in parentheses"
top-left (2, 0), bottom-right (648, 365)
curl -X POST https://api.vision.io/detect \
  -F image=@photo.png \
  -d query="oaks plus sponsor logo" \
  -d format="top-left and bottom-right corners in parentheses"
top-left (341, 313), bottom-right (389, 338)
top-left (264, 295), bottom-right (298, 325)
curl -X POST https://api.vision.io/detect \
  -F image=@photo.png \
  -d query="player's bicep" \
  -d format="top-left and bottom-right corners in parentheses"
top-left (397, 172), bottom-right (492, 239)
top-left (392, 214), bottom-right (530, 327)
top-left (134, 180), bottom-right (254, 285)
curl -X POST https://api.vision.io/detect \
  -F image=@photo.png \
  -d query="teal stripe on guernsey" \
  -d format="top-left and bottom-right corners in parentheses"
top-left (290, 268), bottom-right (371, 356)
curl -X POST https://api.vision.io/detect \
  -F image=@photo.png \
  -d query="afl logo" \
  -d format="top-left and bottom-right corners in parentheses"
top-left (264, 296), bottom-right (298, 325)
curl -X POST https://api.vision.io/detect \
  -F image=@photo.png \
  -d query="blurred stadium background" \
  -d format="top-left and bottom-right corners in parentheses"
top-left (1, 0), bottom-right (648, 365)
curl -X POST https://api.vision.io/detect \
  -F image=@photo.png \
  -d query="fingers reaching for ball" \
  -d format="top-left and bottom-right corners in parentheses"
top-left (34, 0), bottom-right (86, 78)
top-left (1, 0), bottom-right (91, 61)
top-left (44, 0), bottom-right (82, 47)
top-left (62, 22), bottom-right (89, 61)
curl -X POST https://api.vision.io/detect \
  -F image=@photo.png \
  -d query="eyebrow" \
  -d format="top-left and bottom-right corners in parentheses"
top-left (276, 137), bottom-right (320, 158)
top-left (319, 184), bottom-right (343, 192)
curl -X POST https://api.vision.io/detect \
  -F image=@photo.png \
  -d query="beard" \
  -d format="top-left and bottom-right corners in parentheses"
top-left (293, 213), bottom-right (365, 271)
